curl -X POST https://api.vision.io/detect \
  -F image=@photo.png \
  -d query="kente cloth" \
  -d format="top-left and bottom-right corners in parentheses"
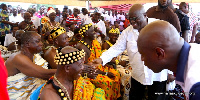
top-left (73, 76), bottom-right (106, 100)
top-left (104, 41), bottom-right (131, 100)
top-left (88, 39), bottom-right (121, 100)
top-left (42, 20), bottom-right (60, 34)
top-left (7, 54), bottom-right (48, 100)
top-left (23, 22), bottom-right (36, 32)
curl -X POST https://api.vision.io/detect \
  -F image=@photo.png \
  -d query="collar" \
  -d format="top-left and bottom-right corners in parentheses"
top-left (175, 41), bottom-right (191, 82)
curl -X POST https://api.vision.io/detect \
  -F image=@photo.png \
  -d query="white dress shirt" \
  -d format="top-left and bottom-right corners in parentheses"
top-left (78, 13), bottom-right (89, 25)
top-left (100, 19), bottom-right (172, 85)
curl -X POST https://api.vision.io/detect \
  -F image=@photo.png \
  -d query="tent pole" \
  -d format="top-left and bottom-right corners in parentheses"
top-left (86, 0), bottom-right (90, 11)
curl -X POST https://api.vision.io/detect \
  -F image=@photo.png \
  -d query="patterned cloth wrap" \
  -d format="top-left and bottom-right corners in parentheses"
top-left (7, 54), bottom-right (48, 100)
top-left (87, 39), bottom-right (121, 100)
top-left (0, 10), bottom-right (10, 36)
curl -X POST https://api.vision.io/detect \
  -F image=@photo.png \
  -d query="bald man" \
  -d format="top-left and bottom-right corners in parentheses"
top-left (137, 20), bottom-right (200, 100)
top-left (18, 12), bottom-right (36, 31)
top-left (92, 4), bottom-right (172, 99)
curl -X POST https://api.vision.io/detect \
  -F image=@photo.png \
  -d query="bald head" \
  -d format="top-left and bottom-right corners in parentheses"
top-left (128, 4), bottom-right (147, 31)
top-left (138, 20), bottom-right (180, 49)
top-left (128, 4), bottom-right (145, 17)
top-left (61, 46), bottom-right (79, 55)
top-left (137, 20), bottom-right (184, 73)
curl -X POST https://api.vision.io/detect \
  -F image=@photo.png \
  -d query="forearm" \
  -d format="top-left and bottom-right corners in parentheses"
top-left (96, 70), bottom-right (106, 75)
top-left (40, 69), bottom-right (56, 80)
top-left (182, 30), bottom-right (189, 42)
top-left (1, 21), bottom-right (14, 25)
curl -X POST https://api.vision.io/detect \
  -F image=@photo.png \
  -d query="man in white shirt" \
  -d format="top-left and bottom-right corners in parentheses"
top-left (9, 8), bottom-right (23, 23)
top-left (137, 20), bottom-right (200, 100)
top-left (78, 8), bottom-right (89, 25)
top-left (92, 4), bottom-right (173, 100)
top-left (110, 12), bottom-right (116, 25)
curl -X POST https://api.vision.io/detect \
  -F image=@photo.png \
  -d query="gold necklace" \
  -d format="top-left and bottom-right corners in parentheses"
top-left (54, 75), bottom-right (71, 100)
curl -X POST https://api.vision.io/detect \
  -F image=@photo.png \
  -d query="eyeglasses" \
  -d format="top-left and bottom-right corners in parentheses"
top-left (129, 17), bottom-right (139, 21)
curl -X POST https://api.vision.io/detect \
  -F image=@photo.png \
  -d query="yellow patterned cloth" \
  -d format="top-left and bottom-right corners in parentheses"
top-left (88, 39), bottom-right (121, 100)
top-left (73, 77), bottom-right (106, 100)
top-left (7, 54), bottom-right (48, 100)
top-left (42, 20), bottom-right (60, 34)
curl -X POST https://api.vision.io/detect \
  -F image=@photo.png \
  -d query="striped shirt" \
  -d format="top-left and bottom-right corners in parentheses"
top-left (66, 14), bottom-right (81, 28)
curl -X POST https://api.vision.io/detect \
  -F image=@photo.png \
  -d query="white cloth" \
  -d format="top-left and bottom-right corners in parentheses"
top-left (78, 13), bottom-right (89, 25)
top-left (110, 15), bottom-right (116, 25)
top-left (104, 14), bottom-right (111, 22)
top-left (7, 54), bottom-right (48, 100)
top-left (9, 15), bottom-right (23, 23)
top-left (4, 34), bottom-right (16, 47)
top-left (31, 16), bottom-right (40, 28)
top-left (100, 19), bottom-right (172, 85)
top-left (117, 14), bottom-right (125, 26)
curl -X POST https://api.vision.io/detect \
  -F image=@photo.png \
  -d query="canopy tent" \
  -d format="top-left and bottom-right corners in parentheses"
top-left (1, 0), bottom-right (200, 7)
top-left (0, 0), bottom-right (86, 7)
top-left (90, 0), bottom-right (200, 7)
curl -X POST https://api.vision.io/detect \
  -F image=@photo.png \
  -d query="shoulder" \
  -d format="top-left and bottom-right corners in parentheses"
top-left (6, 52), bottom-right (29, 66)
top-left (44, 47), bottom-right (56, 58)
top-left (76, 42), bottom-right (85, 50)
top-left (40, 83), bottom-right (60, 100)
top-left (189, 82), bottom-right (200, 100)
top-left (147, 6), bottom-right (157, 13)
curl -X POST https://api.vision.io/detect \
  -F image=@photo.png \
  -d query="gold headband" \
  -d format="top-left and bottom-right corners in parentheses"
top-left (50, 27), bottom-right (66, 39)
top-left (54, 49), bottom-right (85, 65)
top-left (109, 28), bottom-right (120, 34)
top-left (79, 23), bottom-right (93, 37)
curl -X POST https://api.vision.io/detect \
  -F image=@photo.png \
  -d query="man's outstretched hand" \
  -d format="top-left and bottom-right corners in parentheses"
top-left (91, 58), bottom-right (103, 67)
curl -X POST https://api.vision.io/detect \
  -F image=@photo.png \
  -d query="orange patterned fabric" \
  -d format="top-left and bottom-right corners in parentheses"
top-left (88, 39), bottom-right (121, 100)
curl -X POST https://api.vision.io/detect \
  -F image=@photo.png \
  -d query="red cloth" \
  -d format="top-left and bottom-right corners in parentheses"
top-left (0, 52), bottom-right (9, 100)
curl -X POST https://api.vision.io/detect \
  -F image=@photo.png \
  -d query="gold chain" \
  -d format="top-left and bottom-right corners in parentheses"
top-left (54, 75), bottom-right (71, 100)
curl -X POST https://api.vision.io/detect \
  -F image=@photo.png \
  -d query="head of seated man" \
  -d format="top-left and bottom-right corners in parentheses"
top-left (137, 20), bottom-right (184, 73)
top-left (7, 30), bottom-right (25, 51)
top-left (76, 23), bottom-right (95, 63)
top-left (44, 27), bottom-right (69, 69)
top-left (18, 12), bottom-right (36, 31)
top-left (40, 46), bottom-right (85, 100)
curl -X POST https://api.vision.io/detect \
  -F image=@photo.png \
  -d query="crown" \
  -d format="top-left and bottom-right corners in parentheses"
top-left (54, 49), bottom-right (85, 65)
top-left (79, 23), bottom-right (93, 37)
top-left (50, 27), bottom-right (66, 39)
top-left (109, 28), bottom-right (120, 34)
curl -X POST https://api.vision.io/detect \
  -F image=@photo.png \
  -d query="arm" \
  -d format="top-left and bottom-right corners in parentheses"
top-left (14, 54), bottom-right (56, 80)
top-left (44, 48), bottom-right (57, 69)
top-left (190, 23), bottom-right (198, 43)
top-left (182, 30), bottom-right (189, 42)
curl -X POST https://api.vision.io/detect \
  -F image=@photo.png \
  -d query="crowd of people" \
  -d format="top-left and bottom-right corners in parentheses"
top-left (0, 0), bottom-right (200, 100)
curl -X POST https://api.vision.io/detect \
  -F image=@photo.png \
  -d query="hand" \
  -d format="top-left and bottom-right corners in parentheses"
top-left (91, 58), bottom-right (103, 67)
top-left (167, 74), bottom-right (176, 84)
top-left (107, 72), bottom-right (115, 79)
top-left (110, 57), bottom-right (117, 63)
top-left (82, 64), bottom-right (98, 79)
top-left (14, 22), bottom-right (19, 25)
